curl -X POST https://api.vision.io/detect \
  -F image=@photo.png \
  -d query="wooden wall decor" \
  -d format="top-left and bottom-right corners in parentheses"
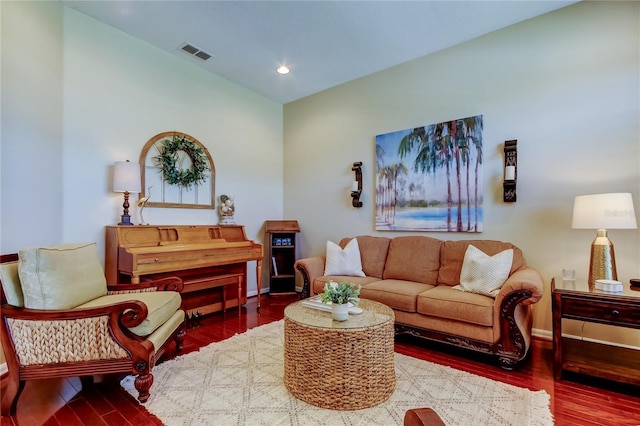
top-left (351, 162), bottom-right (363, 208)
top-left (139, 131), bottom-right (215, 209)
top-left (503, 140), bottom-right (517, 202)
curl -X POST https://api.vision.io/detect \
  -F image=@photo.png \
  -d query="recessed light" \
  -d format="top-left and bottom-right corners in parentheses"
top-left (276, 65), bottom-right (290, 75)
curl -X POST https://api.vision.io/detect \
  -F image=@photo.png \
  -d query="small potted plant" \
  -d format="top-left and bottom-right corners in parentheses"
top-left (320, 280), bottom-right (361, 321)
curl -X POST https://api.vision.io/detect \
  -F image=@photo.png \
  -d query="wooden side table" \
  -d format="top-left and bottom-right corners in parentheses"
top-left (551, 277), bottom-right (640, 385)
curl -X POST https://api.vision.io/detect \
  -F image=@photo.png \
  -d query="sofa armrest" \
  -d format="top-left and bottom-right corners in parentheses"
top-left (0, 300), bottom-right (152, 369)
top-left (294, 257), bottom-right (325, 299)
top-left (497, 267), bottom-right (544, 306)
top-left (493, 266), bottom-right (544, 369)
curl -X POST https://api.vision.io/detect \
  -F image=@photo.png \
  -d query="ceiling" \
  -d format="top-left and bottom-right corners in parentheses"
top-left (63, 1), bottom-right (578, 104)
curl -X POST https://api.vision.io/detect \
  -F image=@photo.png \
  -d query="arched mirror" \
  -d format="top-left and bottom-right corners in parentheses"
top-left (139, 131), bottom-right (215, 209)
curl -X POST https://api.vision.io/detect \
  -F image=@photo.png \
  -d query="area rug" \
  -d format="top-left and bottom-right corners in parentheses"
top-left (121, 320), bottom-right (553, 425)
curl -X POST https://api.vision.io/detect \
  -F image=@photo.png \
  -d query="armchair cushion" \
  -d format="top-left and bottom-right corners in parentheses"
top-left (78, 291), bottom-right (182, 337)
top-left (0, 262), bottom-right (23, 307)
top-left (18, 243), bottom-right (107, 309)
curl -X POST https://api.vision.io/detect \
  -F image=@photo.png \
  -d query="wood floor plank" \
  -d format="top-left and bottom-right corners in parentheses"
top-left (1, 294), bottom-right (638, 425)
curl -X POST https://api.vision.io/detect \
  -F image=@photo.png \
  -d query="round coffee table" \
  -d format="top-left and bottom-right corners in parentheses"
top-left (283, 298), bottom-right (395, 410)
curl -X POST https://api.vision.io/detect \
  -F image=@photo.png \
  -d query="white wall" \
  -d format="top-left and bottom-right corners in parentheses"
top-left (283, 1), bottom-right (640, 346)
top-left (1, 1), bottom-right (64, 251)
top-left (1, 3), bottom-right (284, 294)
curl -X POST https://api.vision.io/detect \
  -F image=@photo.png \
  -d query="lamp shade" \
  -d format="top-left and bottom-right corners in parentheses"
top-left (113, 161), bottom-right (141, 193)
top-left (572, 193), bottom-right (637, 230)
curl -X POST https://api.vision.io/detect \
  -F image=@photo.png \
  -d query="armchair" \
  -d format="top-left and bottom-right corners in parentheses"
top-left (0, 243), bottom-right (187, 416)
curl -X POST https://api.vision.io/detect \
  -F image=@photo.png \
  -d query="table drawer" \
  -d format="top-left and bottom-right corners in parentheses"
top-left (563, 297), bottom-right (640, 327)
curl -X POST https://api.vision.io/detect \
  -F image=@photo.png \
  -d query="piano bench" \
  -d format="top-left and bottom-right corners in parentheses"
top-left (182, 273), bottom-right (243, 317)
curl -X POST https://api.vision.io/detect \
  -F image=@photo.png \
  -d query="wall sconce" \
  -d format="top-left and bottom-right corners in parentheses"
top-left (351, 162), bottom-right (363, 208)
top-left (113, 160), bottom-right (142, 225)
top-left (503, 140), bottom-right (517, 202)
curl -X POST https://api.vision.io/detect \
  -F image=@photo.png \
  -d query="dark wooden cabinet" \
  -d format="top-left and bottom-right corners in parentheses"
top-left (551, 277), bottom-right (640, 386)
top-left (265, 220), bottom-right (300, 295)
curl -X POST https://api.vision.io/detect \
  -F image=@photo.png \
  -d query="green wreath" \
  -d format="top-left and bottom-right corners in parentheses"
top-left (153, 135), bottom-right (210, 189)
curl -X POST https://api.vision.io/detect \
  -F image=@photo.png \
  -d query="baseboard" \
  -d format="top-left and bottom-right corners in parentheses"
top-left (532, 327), bottom-right (552, 340)
top-left (532, 327), bottom-right (639, 350)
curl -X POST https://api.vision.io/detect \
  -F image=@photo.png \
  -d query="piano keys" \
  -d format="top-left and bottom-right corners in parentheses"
top-left (105, 225), bottom-right (263, 316)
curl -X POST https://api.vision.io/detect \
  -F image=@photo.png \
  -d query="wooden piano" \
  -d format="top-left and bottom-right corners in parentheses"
top-left (105, 225), bottom-right (263, 316)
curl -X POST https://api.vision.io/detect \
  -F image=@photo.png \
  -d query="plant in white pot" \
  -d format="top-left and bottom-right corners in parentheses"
top-left (320, 280), bottom-right (361, 321)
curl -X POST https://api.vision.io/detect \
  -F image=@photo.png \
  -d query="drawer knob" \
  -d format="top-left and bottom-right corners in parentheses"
top-left (612, 309), bottom-right (620, 316)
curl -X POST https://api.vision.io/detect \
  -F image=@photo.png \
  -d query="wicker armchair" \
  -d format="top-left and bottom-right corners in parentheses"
top-left (0, 243), bottom-right (187, 416)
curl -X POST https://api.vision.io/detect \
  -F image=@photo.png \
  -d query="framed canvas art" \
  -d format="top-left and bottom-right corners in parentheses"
top-left (375, 115), bottom-right (483, 232)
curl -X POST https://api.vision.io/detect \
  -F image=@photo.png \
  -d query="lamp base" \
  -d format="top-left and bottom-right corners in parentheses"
top-left (588, 229), bottom-right (617, 286)
top-left (118, 214), bottom-right (134, 226)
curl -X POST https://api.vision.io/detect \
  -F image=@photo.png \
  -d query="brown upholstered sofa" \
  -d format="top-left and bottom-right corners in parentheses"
top-left (294, 235), bottom-right (544, 369)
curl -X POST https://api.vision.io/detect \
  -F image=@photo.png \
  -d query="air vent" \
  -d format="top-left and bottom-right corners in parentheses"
top-left (179, 43), bottom-right (213, 61)
top-left (195, 51), bottom-right (212, 61)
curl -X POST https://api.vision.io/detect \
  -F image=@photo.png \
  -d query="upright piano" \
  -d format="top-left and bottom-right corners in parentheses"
top-left (105, 225), bottom-right (263, 316)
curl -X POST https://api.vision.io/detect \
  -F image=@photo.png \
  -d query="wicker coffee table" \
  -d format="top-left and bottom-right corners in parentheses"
top-left (283, 298), bottom-right (395, 410)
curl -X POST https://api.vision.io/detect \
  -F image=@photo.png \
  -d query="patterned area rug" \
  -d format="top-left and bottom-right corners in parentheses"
top-left (122, 320), bottom-right (553, 425)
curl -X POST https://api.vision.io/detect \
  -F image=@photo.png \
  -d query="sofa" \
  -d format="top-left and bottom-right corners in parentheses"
top-left (294, 235), bottom-right (544, 369)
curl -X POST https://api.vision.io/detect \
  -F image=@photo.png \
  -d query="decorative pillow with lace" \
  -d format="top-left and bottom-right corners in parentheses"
top-left (454, 244), bottom-right (513, 297)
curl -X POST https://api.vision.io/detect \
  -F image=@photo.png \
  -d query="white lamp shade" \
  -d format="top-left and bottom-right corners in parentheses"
top-left (572, 193), bottom-right (637, 230)
top-left (113, 161), bottom-right (142, 193)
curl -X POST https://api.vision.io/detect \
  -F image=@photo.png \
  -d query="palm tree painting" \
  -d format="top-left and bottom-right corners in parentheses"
top-left (375, 115), bottom-right (483, 232)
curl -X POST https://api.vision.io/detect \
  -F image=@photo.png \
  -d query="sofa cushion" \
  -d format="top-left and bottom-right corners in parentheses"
top-left (454, 245), bottom-right (513, 297)
top-left (312, 275), bottom-right (380, 295)
top-left (417, 286), bottom-right (494, 327)
top-left (78, 291), bottom-right (182, 337)
top-left (361, 279), bottom-right (435, 312)
top-left (383, 236), bottom-right (441, 284)
top-left (340, 236), bottom-right (391, 278)
top-left (438, 240), bottom-right (526, 286)
top-left (324, 239), bottom-right (365, 277)
top-left (18, 243), bottom-right (108, 310)
top-left (395, 309), bottom-right (494, 343)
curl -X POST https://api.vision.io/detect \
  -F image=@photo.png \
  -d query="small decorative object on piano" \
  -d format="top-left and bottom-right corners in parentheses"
top-left (136, 186), bottom-right (153, 225)
top-left (219, 194), bottom-right (236, 225)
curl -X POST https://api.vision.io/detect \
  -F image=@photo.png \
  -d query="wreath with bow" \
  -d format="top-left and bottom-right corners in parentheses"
top-left (153, 135), bottom-right (210, 188)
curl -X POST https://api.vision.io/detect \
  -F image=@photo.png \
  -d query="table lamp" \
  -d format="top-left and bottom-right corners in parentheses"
top-left (571, 193), bottom-right (637, 285)
top-left (113, 160), bottom-right (141, 225)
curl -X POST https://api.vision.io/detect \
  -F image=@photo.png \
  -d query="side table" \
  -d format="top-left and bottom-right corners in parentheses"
top-left (551, 277), bottom-right (640, 385)
top-left (283, 298), bottom-right (395, 410)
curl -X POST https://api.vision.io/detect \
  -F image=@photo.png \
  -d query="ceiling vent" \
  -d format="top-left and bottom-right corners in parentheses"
top-left (179, 43), bottom-right (213, 61)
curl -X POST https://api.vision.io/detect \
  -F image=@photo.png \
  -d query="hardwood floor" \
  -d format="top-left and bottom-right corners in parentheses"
top-left (1, 294), bottom-right (639, 425)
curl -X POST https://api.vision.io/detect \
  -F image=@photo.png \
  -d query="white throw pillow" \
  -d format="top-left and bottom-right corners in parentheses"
top-left (324, 238), bottom-right (366, 277)
top-left (454, 244), bottom-right (513, 297)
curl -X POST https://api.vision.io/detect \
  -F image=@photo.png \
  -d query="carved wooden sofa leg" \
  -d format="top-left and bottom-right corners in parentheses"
top-left (175, 325), bottom-right (186, 352)
top-left (134, 372), bottom-right (154, 403)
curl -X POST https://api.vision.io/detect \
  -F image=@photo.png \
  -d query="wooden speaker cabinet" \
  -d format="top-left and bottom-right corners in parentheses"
top-left (265, 220), bottom-right (300, 295)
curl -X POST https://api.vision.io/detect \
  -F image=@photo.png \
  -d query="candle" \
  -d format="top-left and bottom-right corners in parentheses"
top-left (505, 166), bottom-right (516, 181)
top-left (352, 181), bottom-right (359, 192)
